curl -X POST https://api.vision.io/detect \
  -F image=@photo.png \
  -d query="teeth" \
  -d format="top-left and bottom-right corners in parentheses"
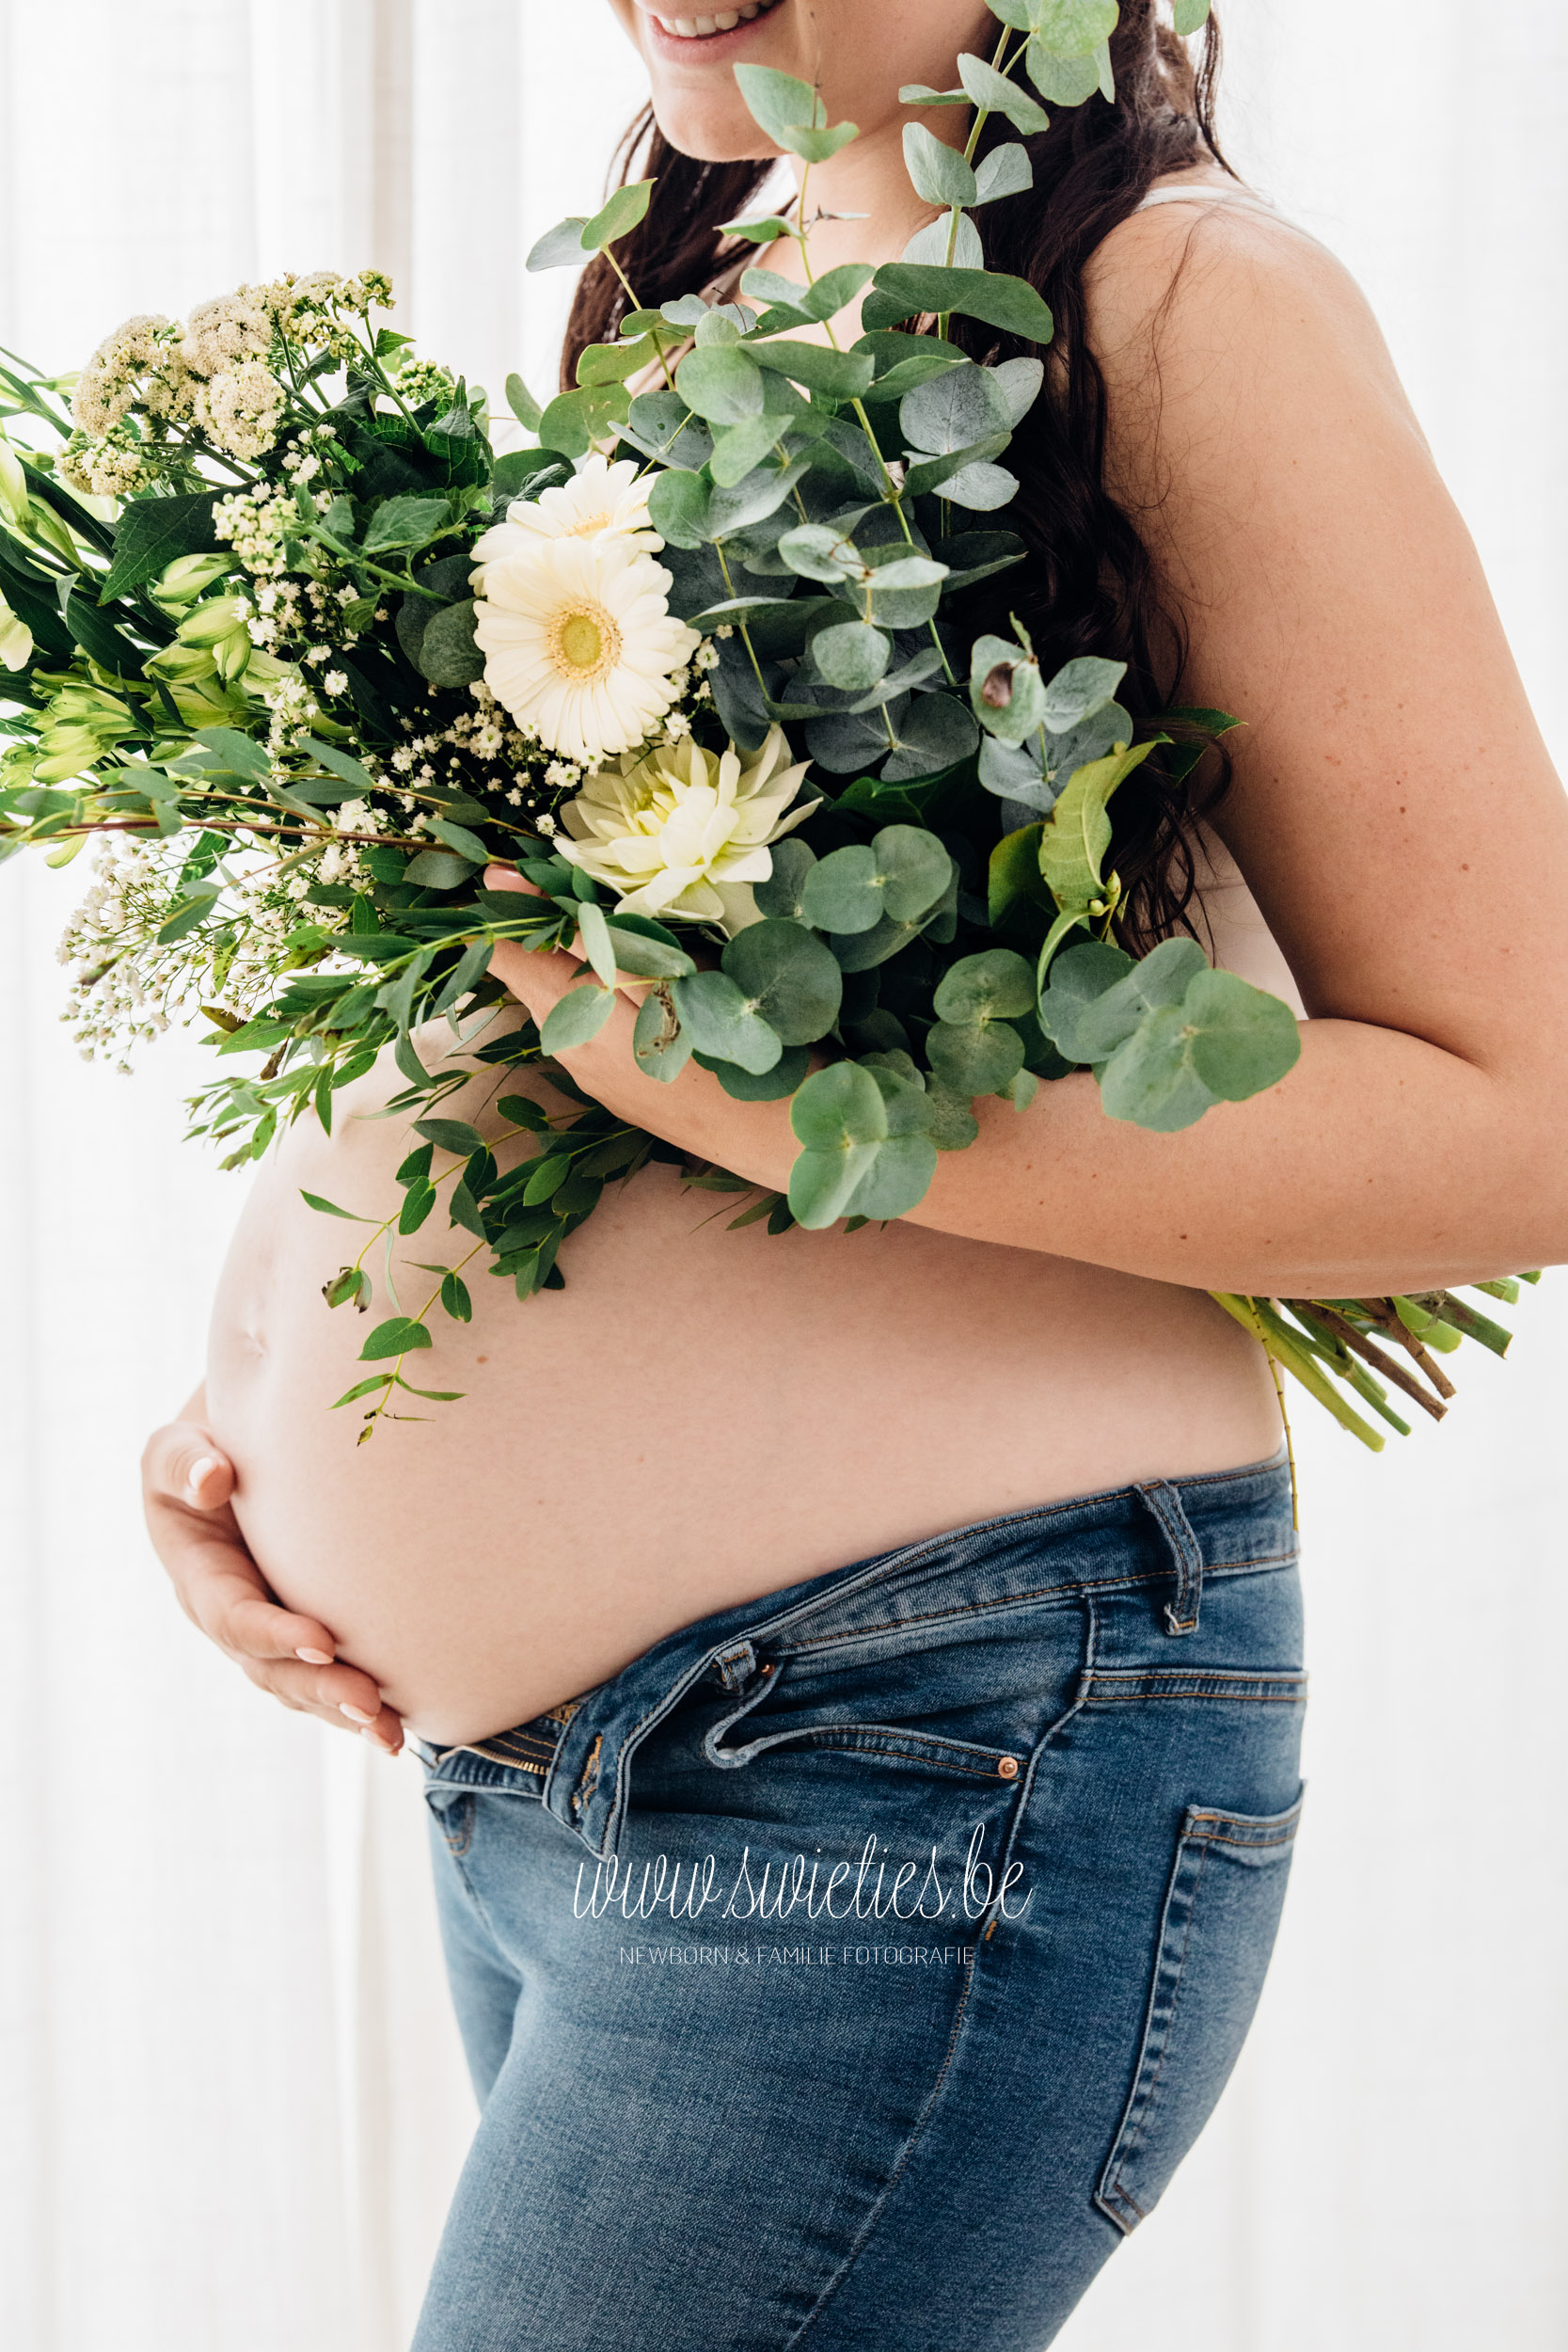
top-left (655, 0), bottom-right (775, 34)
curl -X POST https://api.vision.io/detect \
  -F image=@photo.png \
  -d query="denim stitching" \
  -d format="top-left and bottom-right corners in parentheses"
top-left (782, 1600), bottom-right (1095, 2344)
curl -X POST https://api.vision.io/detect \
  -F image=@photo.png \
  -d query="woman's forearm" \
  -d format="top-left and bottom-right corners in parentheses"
top-left (528, 968), bottom-right (1564, 1296)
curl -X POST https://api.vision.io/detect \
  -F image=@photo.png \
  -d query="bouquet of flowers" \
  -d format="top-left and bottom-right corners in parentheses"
top-left (0, 0), bottom-right (1533, 1453)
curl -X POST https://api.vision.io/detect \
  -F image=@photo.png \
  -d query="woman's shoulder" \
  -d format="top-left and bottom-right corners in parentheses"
top-left (1081, 171), bottom-right (1418, 507)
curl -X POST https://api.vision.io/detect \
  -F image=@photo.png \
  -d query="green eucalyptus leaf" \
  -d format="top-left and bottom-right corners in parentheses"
top-left (676, 343), bottom-right (765, 424)
top-left (734, 63), bottom-right (859, 161)
top-left (709, 411), bottom-right (791, 485)
top-left (632, 988), bottom-right (692, 1082)
top-left (973, 142), bottom-right (1034, 205)
top-left (941, 459), bottom-right (1019, 511)
top-left (753, 835), bottom-right (818, 919)
top-left (1042, 935), bottom-right (1205, 1062)
top-left (1183, 968), bottom-right (1303, 1102)
top-left (404, 849), bottom-right (479, 888)
top-left (748, 342), bottom-right (876, 402)
top-left (1173, 0), bottom-right (1212, 30)
top-left (777, 520), bottom-right (863, 584)
top-left (899, 82), bottom-right (968, 105)
top-left (901, 433), bottom-right (1012, 501)
top-left (646, 467), bottom-right (713, 549)
top-left (359, 1316), bottom-right (434, 1361)
top-left (539, 982), bottom-right (617, 1052)
top-left (721, 917), bottom-right (844, 1045)
top-left (902, 122), bottom-right (978, 208)
top-left (580, 178), bottom-right (655, 252)
top-left (671, 969), bottom-right (784, 1073)
top-left (1041, 653), bottom-right (1128, 731)
top-left (1024, 38), bottom-right (1101, 104)
top-left (1036, 939), bottom-right (1136, 1054)
top-left (927, 1017), bottom-right (1026, 1097)
top-left (504, 373), bottom-right (543, 429)
top-left (957, 51), bottom-right (1051, 132)
top-left (598, 923), bottom-right (695, 979)
top-left (811, 621), bottom-right (892, 691)
top-left (970, 635), bottom-right (1048, 744)
top-left (863, 263), bottom-right (1054, 342)
top-left (843, 1132), bottom-right (939, 1220)
top-left (899, 359), bottom-right (1013, 454)
top-left (1032, 0), bottom-right (1118, 58)
top-left (694, 1043), bottom-right (811, 1101)
top-left (416, 597), bottom-right (484, 686)
top-left (933, 947), bottom-right (1036, 1025)
top-left (880, 691), bottom-right (979, 781)
top-left (526, 215), bottom-right (592, 271)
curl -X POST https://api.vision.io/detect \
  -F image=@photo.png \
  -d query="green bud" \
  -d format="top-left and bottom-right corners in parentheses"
top-left (0, 438), bottom-right (29, 529)
top-left (175, 594), bottom-right (252, 648)
top-left (0, 590), bottom-right (33, 673)
top-left (154, 552), bottom-right (235, 607)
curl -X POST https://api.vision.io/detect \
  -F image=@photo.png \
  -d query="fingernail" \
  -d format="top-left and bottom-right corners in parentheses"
top-left (340, 1703), bottom-right (375, 1725)
top-left (297, 1646), bottom-right (335, 1665)
top-left (362, 1729), bottom-right (399, 1756)
top-left (188, 1455), bottom-right (221, 1492)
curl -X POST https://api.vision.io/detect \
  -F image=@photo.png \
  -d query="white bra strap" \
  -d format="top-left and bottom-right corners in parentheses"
top-left (1137, 183), bottom-right (1278, 218)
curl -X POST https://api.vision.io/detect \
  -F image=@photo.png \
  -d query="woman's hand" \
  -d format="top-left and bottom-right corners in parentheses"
top-left (141, 1395), bottom-right (404, 1755)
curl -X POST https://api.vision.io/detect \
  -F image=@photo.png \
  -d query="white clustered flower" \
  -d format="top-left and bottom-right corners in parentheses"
top-left (469, 453), bottom-right (661, 575)
top-left (535, 811), bottom-right (558, 835)
top-left (324, 670), bottom-right (348, 695)
top-left (181, 287), bottom-right (275, 376)
top-left (71, 313), bottom-right (180, 432)
top-left (557, 723), bottom-right (812, 933)
top-left (194, 360), bottom-right (286, 461)
top-left (472, 533), bottom-right (699, 765)
top-left (693, 640), bottom-right (721, 672)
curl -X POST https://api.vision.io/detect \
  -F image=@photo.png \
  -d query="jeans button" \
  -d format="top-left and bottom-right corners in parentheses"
top-left (998, 1756), bottom-right (1021, 1780)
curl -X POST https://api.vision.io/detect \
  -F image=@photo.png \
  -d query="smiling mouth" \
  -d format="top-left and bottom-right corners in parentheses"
top-left (650, 0), bottom-right (784, 39)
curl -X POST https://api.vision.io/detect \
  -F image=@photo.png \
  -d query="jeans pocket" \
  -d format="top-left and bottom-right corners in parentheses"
top-left (1095, 1787), bottom-right (1305, 2234)
top-left (424, 1785), bottom-right (476, 1857)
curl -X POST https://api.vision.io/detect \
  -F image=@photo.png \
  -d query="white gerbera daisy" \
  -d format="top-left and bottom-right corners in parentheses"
top-left (556, 724), bottom-right (813, 933)
top-left (470, 454), bottom-right (660, 579)
top-left (473, 533), bottom-right (699, 765)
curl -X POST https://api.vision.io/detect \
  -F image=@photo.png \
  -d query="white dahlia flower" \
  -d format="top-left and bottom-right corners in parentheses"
top-left (472, 533), bottom-right (699, 764)
top-left (556, 724), bottom-right (813, 932)
top-left (470, 453), bottom-right (661, 576)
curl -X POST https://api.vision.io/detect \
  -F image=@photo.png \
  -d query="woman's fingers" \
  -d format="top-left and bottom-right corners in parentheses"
top-left (239, 1656), bottom-right (404, 1754)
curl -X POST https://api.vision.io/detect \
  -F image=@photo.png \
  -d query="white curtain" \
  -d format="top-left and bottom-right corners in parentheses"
top-left (1, 6), bottom-right (1564, 2347)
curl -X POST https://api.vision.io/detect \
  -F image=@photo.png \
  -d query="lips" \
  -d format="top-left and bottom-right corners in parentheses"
top-left (647, 0), bottom-right (783, 40)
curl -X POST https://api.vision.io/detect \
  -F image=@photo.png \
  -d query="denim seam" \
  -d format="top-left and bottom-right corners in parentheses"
top-left (745, 1735), bottom-right (1020, 1780)
top-left (772, 1550), bottom-right (1295, 1661)
top-left (783, 1600), bottom-right (1095, 2346)
top-left (1097, 1832), bottom-right (1212, 2232)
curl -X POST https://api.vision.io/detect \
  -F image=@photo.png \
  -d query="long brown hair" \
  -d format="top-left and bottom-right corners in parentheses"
top-left (564, 3), bottom-right (1232, 945)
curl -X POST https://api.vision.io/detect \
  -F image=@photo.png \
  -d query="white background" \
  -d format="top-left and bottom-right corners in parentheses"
top-left (2, 5), bottom-right (1565, 2347)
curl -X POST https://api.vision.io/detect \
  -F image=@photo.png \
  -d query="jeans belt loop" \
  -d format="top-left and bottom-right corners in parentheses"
top-left (1136, 1480), bottom-right (1205, 1637)
top-left (713, 1639), bottom-right (758, 1692)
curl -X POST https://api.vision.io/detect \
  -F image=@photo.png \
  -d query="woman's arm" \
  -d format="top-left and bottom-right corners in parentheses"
top-left (486, 207), bottom-right (1568, 1296)
top-left (142, 1390), bottom-right (404, 1752)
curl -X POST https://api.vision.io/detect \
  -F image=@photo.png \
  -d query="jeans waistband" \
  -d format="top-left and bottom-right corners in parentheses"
top-left (416, 1448), bottom-right (1294, 1860)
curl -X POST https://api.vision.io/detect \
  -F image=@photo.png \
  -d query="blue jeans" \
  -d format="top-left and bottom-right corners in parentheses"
top-left (413, 1453), bottom-right (1305, 2352)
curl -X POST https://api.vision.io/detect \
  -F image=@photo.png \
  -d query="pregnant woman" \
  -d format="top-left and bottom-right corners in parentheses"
top-left (142, 3), bottom-right (1568, 2346)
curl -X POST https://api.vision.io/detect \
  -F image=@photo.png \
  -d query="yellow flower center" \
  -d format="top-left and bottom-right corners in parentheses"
top-left (566, 510), bottom-right (616, 536)
top-left (549, 601), bottom-right (622, 679)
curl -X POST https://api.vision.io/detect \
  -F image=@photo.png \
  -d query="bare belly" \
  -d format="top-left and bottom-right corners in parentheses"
top-left (204, 1018), bottom-right (1282, 1746)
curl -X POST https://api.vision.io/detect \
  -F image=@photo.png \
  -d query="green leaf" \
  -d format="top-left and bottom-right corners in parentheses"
top-left (504, 373), bottom-right (543, 430)
top-left (98, 490), bottom-right (218, 605)
top-left (404, 849), bottom-right (477, 888)
top-left (1024, 37), bottom-right (1102, 105)
top-left (957, 51), bottom-right (1052, 132)
top-left (1182, 968), bottom-right (1303, 1102)
top-left (415, 597), bottom-right (484, 687)
top-left (414, 1117), bottom-right (488, 1156)
top-left (901, 122), bottom-right (978, 208)
top-left (305, 738), bottom-right (376, 796)
top-left (786, 1059), bottom-right (889, 1228)
top-left (299, 1189), bottom-right (375, 1222)
top-left (332, 1375), bottom-right (394, 1408)
top-left (537, 384), bottom-right (631, 456)
top-left (933, 948), bottom-right (1036, 1025)
top-left (988, 821), bottom-right (1048, 928)
top-left (1041, 654), bottom-right (1127, 731)
top-left (734, 63), bottom-right (859, 162)
top-left (974, 142), bottom-right (1035, 205)
top-left (719, 212), bottom-right (797, 242)
top-left (359, 1316), bottom-right (434, 1361)
top-left (748, 342), bottom-right (877, 403)
top-left (927, 1017), bottom-right (1025, 1096)
top-left (526, 215), bottom-right (591, 271)
top-left (709, 411), bottom-right (791, 486)
top-left (440, 1270), bottom-right (472, 1322)
top-left (721, 918), bottom-right (844, 1045)
top-left (811, 621), bottom-right (891, 691)
top-left (539, 982), bottom-right (617, 1052)
top-left (899, 358), bottom-right (1013, 455)
top-left (574, 898), bottom-right (618, 990)
top-left (671, 969), bottom-right (784, 1073)
top-left (843, 1132), bottom-right (939, 1220)
top-left (646, 467), bottom-right (713, 549)
top-left (363, 494), bottom-right (450, 553)
top-left (675, 344), bottom-right (765, 424)
top-left (1037, 739), bottom-right (1156, 921)
top-left (581, 177), bottom-right (655, 251)
top-left (753, 836), bottom-right (817, 920)
top-left (522, 1153), bottom-right (570, 1205)
top-left (1173, 0), bottom-right (1212, 32)
top-left (429, 816), bottom-right (489, 865)
top-left (598, 921), bottom-right (695, 980)
top-left (632, 988), bottom-right (693, 1082)
top-left (1032, 0), bottom-right (1118, 57)
top-left (863, 262), bottom-right (1054, 342)
top-left (1042, 935), bottom-right (1202, 1062)
top-left (800, 826), bottom-right (951, 934)
top-left (900, 82), bottom-right (968, 105)
top-left (578, 337), bottom-right (657, 388)
top-left (970, 634), bottom-right (1048, 744)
